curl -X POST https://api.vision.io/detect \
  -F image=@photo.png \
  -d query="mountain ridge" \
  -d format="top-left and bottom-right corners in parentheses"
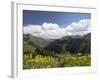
top-left (44, 33), bottom-right (91, 54)
top-left (23, 33), bottom-right (91, 54)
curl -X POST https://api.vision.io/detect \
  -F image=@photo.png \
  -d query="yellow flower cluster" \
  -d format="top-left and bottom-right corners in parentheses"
top-left (23, 54), bottom-right (91, 69)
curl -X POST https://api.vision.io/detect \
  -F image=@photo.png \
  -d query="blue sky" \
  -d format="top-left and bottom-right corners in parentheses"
top-left (23, 10), bottom-right (91, 27)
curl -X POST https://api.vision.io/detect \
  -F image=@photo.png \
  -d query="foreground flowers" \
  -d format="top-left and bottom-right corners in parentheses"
top-left (23, 54), bottom-right (91, 69)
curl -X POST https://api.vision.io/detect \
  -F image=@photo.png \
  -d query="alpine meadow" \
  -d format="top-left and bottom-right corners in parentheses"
top-left (23, 10), bottom-right (91, 69)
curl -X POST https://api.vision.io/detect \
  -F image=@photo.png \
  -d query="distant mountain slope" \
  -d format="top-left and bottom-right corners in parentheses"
top-left (44, 33), bottom-right (91, 54)
top-left (78, 33), bottom-right (91, 53)
top-left (23, 33), bottom-right (91, 54)
top-left (23, 34), bottom-right (51, 48)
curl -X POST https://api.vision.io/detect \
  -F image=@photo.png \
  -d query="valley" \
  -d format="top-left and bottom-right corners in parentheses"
top-left (23, 33), bottom-right (91, 69)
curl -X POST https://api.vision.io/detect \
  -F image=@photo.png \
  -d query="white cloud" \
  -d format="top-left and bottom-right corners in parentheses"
top-left (42, 22), bottom-right (59, 30)
top-left (24, 19), bottom-right (91, 39)
top-left (66, 19), bottom-right (91, 35)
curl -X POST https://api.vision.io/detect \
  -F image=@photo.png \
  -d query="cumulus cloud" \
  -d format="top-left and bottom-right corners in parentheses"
top-left (66, 19), bottom-right (91, 35)
top-left (24, 19), bottom-right (91, 39)
top-left (42, 22), bottom-right (59, 30)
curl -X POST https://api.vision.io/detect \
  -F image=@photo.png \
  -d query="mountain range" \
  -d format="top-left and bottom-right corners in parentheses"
top-left (23, 33), bottom-right (91, 54)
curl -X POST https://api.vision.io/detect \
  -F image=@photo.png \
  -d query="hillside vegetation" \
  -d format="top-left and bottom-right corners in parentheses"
top-left (23, 33), bottom-right (91, 69)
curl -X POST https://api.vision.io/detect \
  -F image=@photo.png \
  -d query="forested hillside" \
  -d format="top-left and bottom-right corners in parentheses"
top-left (45, 33), bottom-right (91, 54)
top-left (23, 33), bottom-right (91, 69)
